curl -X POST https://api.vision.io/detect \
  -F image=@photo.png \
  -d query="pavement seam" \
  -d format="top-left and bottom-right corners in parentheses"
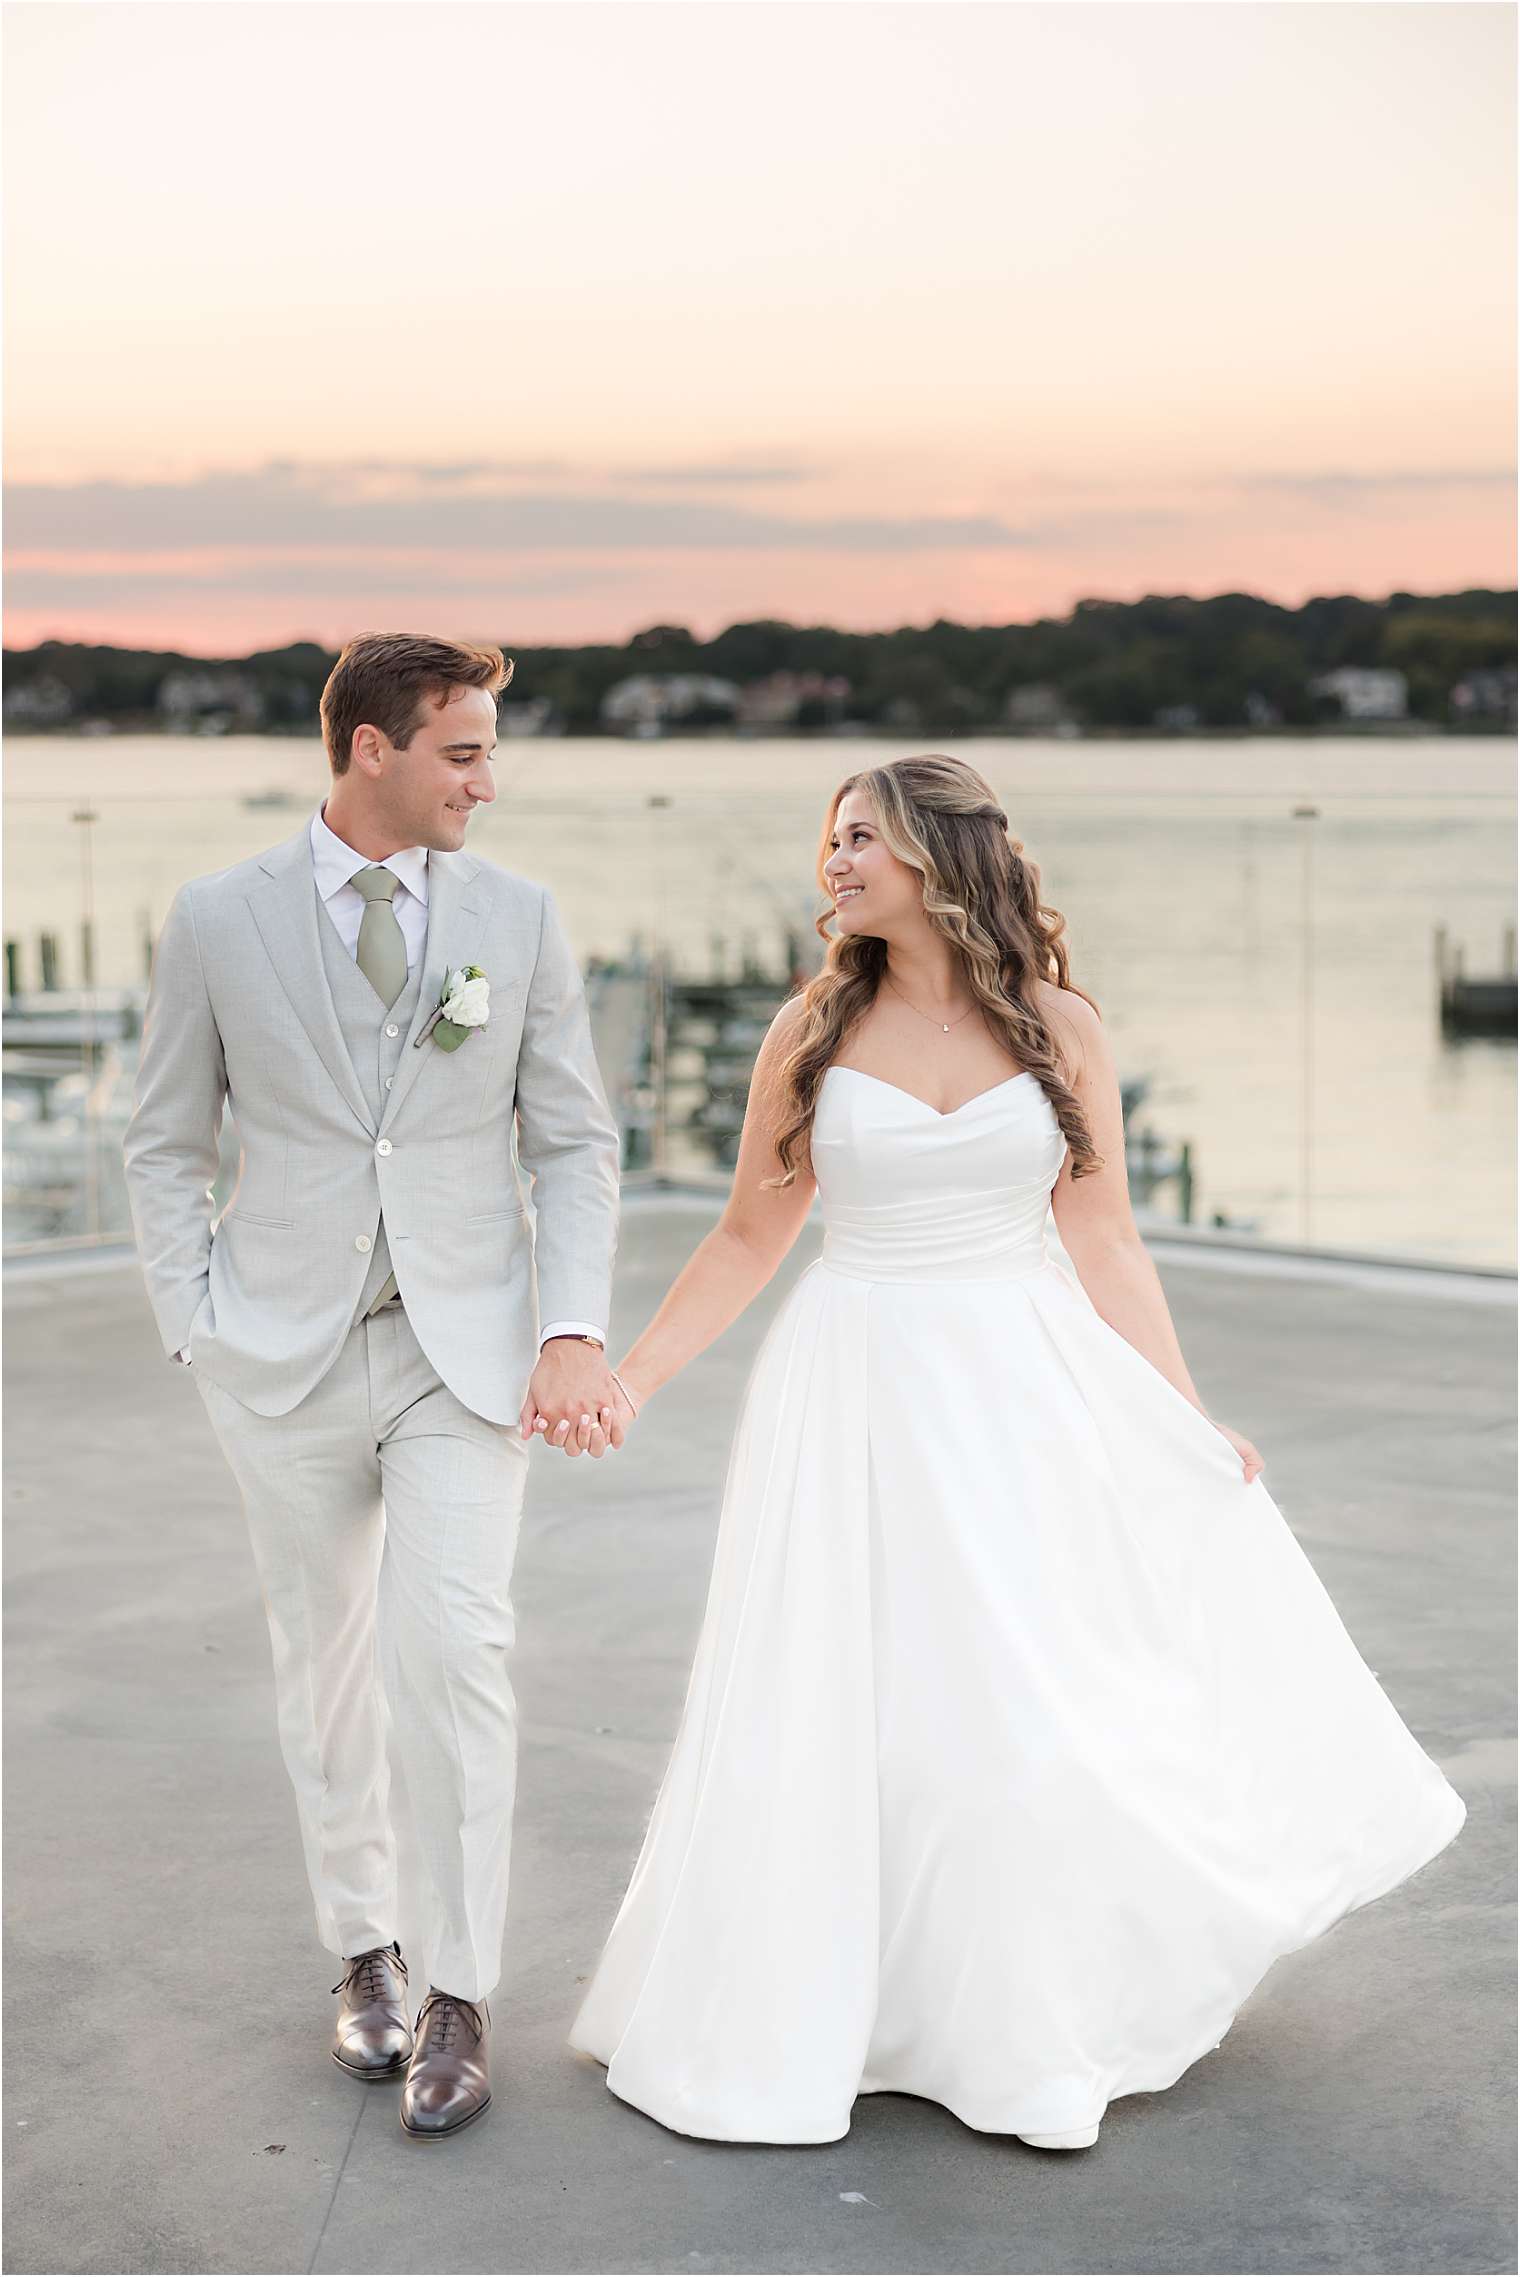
top-left (306, 2087), bottom-right (368, 2275)
top-left (8, 1225), bottom-right (1516, 1295)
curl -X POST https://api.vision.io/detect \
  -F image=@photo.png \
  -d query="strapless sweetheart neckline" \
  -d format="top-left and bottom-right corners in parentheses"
top-left (823, 1064), bottom-right (1038, 1121)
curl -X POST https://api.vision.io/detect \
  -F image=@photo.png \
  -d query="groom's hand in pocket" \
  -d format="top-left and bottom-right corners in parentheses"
top-left (521, 1338), bottom-right (625, 1459)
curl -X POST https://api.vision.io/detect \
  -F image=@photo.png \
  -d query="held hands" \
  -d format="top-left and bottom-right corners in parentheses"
top-left (520, 1338), bottom-right (641, 1460)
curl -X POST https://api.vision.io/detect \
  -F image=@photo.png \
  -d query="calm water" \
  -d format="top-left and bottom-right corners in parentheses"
top-left (5, 732), bottom-right (1515, 1267)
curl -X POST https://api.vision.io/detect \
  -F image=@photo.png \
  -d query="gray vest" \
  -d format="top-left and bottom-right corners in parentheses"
top-left (314, 882), bottom-right (425, 1325)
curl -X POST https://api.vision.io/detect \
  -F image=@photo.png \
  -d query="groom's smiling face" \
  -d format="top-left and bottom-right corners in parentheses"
top-left (345, 683), bottom-right (499, 855)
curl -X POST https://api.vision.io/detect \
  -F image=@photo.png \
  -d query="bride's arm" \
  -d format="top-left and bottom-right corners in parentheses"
top-left (616, 997), bottom-right (817, 1407)
top-left (1047, 989), bottom-right (1212, 1416)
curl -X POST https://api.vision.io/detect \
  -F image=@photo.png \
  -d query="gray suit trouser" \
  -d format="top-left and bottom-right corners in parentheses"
top-left (193, 1296), bottom-right (530, 2003)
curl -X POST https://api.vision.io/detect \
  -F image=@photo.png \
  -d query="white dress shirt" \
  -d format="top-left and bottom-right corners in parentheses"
top-left (174, 800), bottom-right (604, 1362)
top-left (310, 796), bottom-right (433, 965)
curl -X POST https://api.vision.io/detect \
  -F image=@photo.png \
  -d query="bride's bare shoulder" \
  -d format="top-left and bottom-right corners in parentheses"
top-left (1032, 981), bottom-right (1105, 1087)
top-left (748, 989), bottom-right (811, 1092)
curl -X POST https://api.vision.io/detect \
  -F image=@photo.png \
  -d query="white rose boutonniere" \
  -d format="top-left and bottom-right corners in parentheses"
top-left (415, 964), bottom-right (491, 1052)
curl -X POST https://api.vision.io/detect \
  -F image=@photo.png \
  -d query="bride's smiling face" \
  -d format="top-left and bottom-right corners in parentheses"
top-left (823, 789), bottom-right (925, 938)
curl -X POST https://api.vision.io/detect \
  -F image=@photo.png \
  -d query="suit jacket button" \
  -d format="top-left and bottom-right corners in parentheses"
top-left (376, 1139), bottom-right (393, 1155)
top-left (355, 1234), bottom-right (372, 1252)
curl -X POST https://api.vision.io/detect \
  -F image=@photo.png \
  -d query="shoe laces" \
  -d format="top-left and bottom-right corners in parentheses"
top-left (416, 1989), bottom-right (484, 2050)
top-left (332, 1941), bottom-right (406, 2002)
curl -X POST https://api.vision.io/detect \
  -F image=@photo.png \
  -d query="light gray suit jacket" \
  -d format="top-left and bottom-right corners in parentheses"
top-left (123, 823), bottom-right (621, 1423)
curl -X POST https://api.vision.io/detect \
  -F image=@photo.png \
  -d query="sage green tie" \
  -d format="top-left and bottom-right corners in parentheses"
top-left (352, 863), bottom-right (406, 1317)
top-left (351, 865), bottom-right (408, 1008)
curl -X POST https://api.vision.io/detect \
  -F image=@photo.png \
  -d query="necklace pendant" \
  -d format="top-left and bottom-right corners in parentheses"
top-left (942, 1023), bottom-right (949, 1031)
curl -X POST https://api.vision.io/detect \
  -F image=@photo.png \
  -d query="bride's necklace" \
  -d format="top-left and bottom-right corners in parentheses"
top-left (885, 973), bottom-right (978, 1034)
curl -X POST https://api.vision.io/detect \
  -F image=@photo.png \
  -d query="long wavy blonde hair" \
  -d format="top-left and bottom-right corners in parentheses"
top-left (767, 755), bottom-right (1104, 1187)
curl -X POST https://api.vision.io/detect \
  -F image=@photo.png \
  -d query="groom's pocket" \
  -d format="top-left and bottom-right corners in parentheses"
top-left (208, 1210), bottom-right (300, 1305)
top-left (466, 1203), bottom-right (530, 1225)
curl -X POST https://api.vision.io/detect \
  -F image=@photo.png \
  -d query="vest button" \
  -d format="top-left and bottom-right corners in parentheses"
top-left (355, 1234), bottom-right (372, 1253)
top-left (385, 1023), bottom-right (400, 1037)
top-left (385, 1076), bottom-right (394, 1088)
top-left (376, 1139), bottom-right (393, 1155)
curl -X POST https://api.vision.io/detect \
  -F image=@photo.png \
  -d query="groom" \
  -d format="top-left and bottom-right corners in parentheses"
top-left (123, 631), bottom-right (628, 2139)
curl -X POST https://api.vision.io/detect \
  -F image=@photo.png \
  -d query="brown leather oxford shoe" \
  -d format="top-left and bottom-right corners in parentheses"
top-left (331, 1941), bottom-right (412, 2078)
top-left (399, 1989), bottom-right (491, 2137)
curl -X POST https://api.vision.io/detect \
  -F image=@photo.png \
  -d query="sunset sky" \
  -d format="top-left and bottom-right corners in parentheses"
top-left (3, 0), bottom-right (1514, 656)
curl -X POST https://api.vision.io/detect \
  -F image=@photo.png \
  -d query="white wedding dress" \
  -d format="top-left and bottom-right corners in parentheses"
top-left (569, 1066), bottom-right (1466, 2143)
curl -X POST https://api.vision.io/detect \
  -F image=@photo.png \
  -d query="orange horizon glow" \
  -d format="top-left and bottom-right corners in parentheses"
top-left (4, 2), bottom-right (1514, 655)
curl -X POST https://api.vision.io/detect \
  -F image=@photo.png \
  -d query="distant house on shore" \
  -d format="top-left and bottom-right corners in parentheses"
top-left (3, 672), bottom-right (74, 727)
top-left (600, 673), bottom-right (741, 731)
top-left (736, 671), bottom-right (852, 728)
top-left (1450, 668), bottom-right (1518, 727)
top-left (1004, 682), bottom-right (1071, 731)
top-left (157, 668), bottom-right (264, 732)
top-left (1307, 666), bottom-right (1409, 721)
top-left (499, 695), bottom-right (561, 738)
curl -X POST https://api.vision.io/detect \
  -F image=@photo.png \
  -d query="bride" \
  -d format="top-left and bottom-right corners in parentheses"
top-left (567, 753), bottom-right (1466, 2150)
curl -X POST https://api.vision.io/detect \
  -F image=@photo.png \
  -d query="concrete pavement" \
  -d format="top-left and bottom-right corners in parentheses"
top-left (4, 1204), bottom-right (1514, 2275)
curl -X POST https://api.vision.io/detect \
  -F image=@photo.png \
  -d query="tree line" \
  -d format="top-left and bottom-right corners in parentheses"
top-left (4, 587), bottom-right (1514, 735)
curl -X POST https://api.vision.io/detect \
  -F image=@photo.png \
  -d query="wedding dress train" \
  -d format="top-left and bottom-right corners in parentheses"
top-left (570, 1065), bottom-right (1466, 2143)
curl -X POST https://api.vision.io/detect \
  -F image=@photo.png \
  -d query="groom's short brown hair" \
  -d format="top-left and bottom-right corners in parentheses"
top-left (321, 633), bottom-right (514, 774)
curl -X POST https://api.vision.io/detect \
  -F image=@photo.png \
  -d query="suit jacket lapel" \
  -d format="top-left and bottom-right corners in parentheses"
top-left (247, 827), bottom-right (375, 1135)
top-left (376, 849), bottom-right (487, 1137)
